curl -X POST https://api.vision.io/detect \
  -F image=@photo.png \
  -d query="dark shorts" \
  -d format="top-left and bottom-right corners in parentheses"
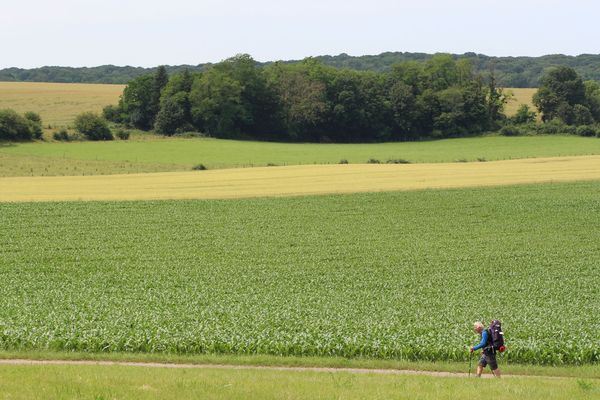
top-left (478, 349), bottom-right (498, 370)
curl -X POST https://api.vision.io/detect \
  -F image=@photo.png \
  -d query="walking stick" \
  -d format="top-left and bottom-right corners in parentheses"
top-left (468, 351), bottom-right (473, 378)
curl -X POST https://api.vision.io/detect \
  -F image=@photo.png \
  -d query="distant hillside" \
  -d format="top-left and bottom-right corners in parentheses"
top-left (2, 52), bottom-right (600, 87)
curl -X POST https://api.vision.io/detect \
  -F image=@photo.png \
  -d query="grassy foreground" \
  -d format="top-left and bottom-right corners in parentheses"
top-left (1, 135), bottom-right (600, 177)
top-left (0, 363), bottom-right (598, 400)
top-left (1, 182), bottom-right (599, 363)
top-left (0, 351), bottom-right (598, 379)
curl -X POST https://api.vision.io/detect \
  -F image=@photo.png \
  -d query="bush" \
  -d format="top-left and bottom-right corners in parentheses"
top-left (339, 159), bottom-right (349, 164)
top-left (115, 129), bottom-right (130, 140)
top-left (102, 104), bottom-right (123, 123)
top-left (367, 159), bottom-right (381, 164)
top-left (500, 125), bottom-right (523, 136)
top-left (24, 112), bottom-right (43, 139)
top-left (0, 109), bottom-right (41, 141)
top-left (576, 125), bottom-right (597, 137)
top-left (192, 164), bottom-right (207, 170)
top-left (52, 129), bottom-right (72, 141)
top-left (74, 112), bottom-right (113, 141)
top-left (511, 104), bottom-right (537, 125)
top-left (386, 159), bottom-right (411, 164)
top-left (536, 119), bottom-right (576, 135)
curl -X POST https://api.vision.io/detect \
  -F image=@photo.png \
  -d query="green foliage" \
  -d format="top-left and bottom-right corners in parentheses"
top-left (119, 74), bottom-right (155, 129)
top-left (52, 128), bottom-right (72, 141)
top-left (500, 125), bottom-right (524, 136)
top-left (155, 92), bottom-right (190, 135)
top-left (5, 52), bottom-right (600, 88)
top-left (0, 109), bottom-right (43, 141)
top-left (1, 182), bottom-right (600, 363)
top-left (575, 125), bottom-right (597, 137)
top-left (102, 104), bottom-right (123, 123)
top-left (114, 54), bottom-right (505, 142)
top-left (115, 129), bottom-right (130, 140)
top-left (511, 104), bottom-right (537, 125)
top-left (74, 112), bottom-right (113, 141)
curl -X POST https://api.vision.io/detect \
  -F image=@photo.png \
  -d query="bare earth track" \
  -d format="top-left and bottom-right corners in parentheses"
top-left (2, 155), bottom-right (600, 202)
top-left (0, 359), bottom-right (556, 379)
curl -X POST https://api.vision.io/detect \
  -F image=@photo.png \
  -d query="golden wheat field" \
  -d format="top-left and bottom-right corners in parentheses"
top-left (504, 88), bottom-right (537, 116)
top-left (1, 155), bottom-right (599, 202)
top-left (0, 82), bottom-right (124, 127)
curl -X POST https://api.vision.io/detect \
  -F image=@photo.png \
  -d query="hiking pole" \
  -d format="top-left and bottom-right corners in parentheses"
top-left (468, 351), bottom-right (473, 377)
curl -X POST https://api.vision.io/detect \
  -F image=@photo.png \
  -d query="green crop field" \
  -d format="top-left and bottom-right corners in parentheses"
top-left (2, 135), bottom-right (600, 177)
top-left (1, 181), bottom-right (599, 364)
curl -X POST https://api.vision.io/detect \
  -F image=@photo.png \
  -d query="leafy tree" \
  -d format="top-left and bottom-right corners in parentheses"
top-left (74, 112), bottom-right (113, 140)
top-left (189, 68), bottom-right (247, 137)
top-left (265, 63), bottom-right (327, 140)
top-left (533, 67), bottom-right (586, 122)
top-left (155, 92), bottom-right (190, 135)
top-left (511, 104), bottom-right (537, 124)
top-left (119, 74), bottom-right (155, 129)
top-left (150, 66), bottom-right (169, 119)
top-left (23, 111), bottom-right (43, 139)
top-left (0, 109), bottom-right (41, 141)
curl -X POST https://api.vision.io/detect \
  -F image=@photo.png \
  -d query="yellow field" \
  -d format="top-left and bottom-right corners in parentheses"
top-left (0, 82), bottom-right (124, 127)
top-left (2, 155), bottom-right (599, 202)
top-left (504, 88), bottom-right (537, 116)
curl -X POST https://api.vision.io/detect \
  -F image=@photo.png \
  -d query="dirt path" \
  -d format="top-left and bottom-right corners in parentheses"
top-left (2, 155), bottom-right (600, 202)
top-left (0, 358), bottom-right (556, 379)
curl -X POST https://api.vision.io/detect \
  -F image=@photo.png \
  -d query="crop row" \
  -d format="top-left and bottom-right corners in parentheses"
top-left (0, 182), bottom-right (599, 364)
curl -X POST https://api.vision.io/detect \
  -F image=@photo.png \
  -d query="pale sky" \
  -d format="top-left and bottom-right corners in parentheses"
top-left (1, 0), bottom-right (599, 68)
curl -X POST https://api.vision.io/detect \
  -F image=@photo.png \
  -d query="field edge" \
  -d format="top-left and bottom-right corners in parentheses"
top-left (0, 351), bottom-right (597, 379)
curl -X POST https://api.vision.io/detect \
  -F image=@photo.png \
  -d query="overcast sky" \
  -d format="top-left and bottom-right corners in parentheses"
top-left (1, 0), bottom-right (599, 68)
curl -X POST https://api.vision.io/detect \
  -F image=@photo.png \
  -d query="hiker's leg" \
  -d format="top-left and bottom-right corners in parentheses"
top-left (476, 365), bottom-right (484, 377)
top-left (476, 355), bottom-right (487, 377)
top-left (492, 368), bottom-right (501, 378)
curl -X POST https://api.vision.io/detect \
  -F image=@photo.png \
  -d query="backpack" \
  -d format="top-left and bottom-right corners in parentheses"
top-left (488, 320), bottom-right (506, 352)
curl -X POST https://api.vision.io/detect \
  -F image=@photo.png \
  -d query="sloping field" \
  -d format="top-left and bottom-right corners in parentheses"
top-left (1, 182), bottom-right (599, 363)
top-left (2, 155), bottom-right (600, 202)
top-left (0, 82), bottom-right (124, 127)
top-left (505, 88), bottom-right (537, 116)
top-left (3, 136), bottom-right (600, 176)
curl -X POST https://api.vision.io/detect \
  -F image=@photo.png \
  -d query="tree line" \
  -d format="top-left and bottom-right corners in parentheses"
top-left (3, 52), bottom-right (600, 87)
top-left (105, 54), bottom-right (507, 142)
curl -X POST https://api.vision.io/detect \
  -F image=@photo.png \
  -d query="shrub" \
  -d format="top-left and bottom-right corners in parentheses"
top-left (115, 129), bottom-right (130, 140)
top-left (52, 129), bottom-right (71, 141)
top-left (192, 164), bottom-right (207, 170)
top-left (23, 112), bottom-right (43, 139)
top-left (511, 104), bottom-right (537, 125)
top-left (367, 159), bottom-right (381, 164)
top-left (0, 109), bottom-right (40, 141)
top-left (339, 159), bottom-right (349, 164)
top-left (576, 125), bottom-right (597, 137)
top-left (74, 112), bottom-right (113, 141)
top-left (500, 125), bottom-right (523, 136)
top-left (102, 104), bottom-right (123, 123)
top-left (536, 119), bottom-right (576, 135)
top-left (386, 159), bottom-right (411, 164)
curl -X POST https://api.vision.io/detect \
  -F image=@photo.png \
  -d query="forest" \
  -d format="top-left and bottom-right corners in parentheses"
top-left (2, 52), bottom-right (600, 87)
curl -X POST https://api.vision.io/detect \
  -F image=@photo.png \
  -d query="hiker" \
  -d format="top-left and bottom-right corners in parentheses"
top-left (470, 321), bottom-right (501, 378)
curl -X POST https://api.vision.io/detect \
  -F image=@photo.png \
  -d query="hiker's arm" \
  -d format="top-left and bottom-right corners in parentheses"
top-left (472, 330), bottom-right (488, 351)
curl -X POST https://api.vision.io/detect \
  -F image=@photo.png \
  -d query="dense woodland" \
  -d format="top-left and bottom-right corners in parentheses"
top-left (103, 54), bottom-right (508, 142)
top-left (2, 52), bottom-right (600, 87)
top-left (2, 55), bottom-right (600, 142)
